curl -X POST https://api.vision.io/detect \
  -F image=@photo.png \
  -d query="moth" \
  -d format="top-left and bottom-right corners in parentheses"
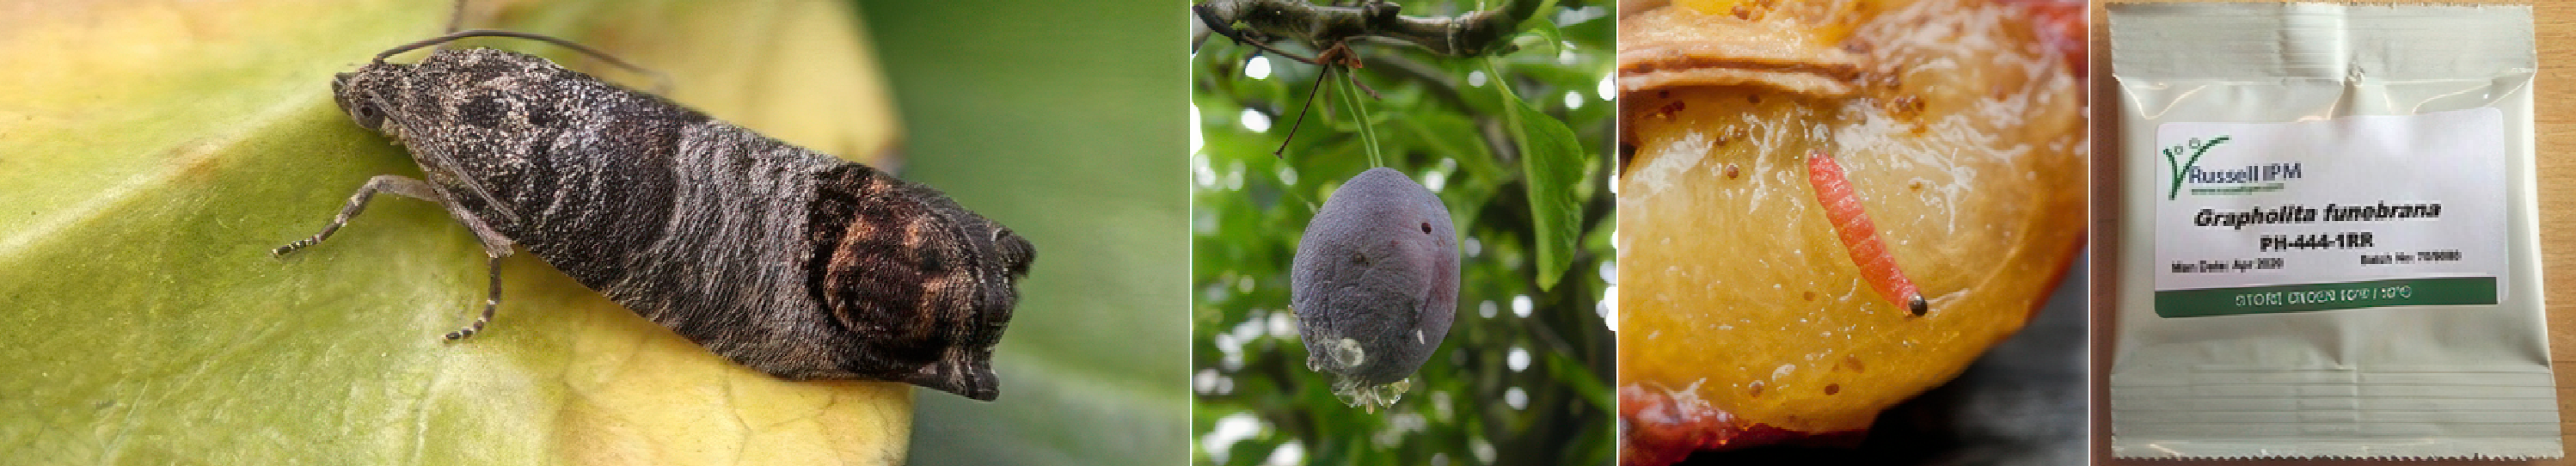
top-left (273, 29), bottom-right (1034, 401)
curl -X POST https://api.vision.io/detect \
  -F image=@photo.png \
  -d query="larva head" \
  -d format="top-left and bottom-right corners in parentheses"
top-left (807, 164), bottom-right (1033, 401)
top-left (1289, 167), bottom-right (1460, 409)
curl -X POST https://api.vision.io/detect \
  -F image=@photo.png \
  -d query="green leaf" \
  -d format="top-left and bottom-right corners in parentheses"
top-left (1511, 1), bottom-right (1568, 58)
top-left (1487, 61), bottom-right (1585, 291)
top-left (1389, 112), bottom-right (1503, 181)
top-left (0, 1), bottom-right (917, 463)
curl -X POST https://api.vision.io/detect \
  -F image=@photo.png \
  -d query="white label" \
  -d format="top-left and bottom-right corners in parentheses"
top-left (2151, 108), bottom-right (2506, 317)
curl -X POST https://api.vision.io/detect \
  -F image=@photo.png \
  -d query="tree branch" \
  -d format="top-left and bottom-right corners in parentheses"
top-left (1193, 0), bottom-right (1543, 58)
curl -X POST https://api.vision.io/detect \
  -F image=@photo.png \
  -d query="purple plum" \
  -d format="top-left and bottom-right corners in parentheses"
top-left (1291, 167), bottom-right (1459, 410)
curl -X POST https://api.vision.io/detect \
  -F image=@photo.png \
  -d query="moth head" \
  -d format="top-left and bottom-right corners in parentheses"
top-left (334, 49), bottom-right (549, 141)
top-left (330, 67), bottom-right (400, 134)
top-left (808, 164), bottom-right (1033, 401)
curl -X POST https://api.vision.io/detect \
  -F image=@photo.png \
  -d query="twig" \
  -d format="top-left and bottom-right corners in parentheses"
top-left (1205, 0), bottom-right (1543, 160)
top-left (1194, 0), bottom-right (1543, 58)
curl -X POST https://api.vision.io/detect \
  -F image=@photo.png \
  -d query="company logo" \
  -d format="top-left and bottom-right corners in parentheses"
top-left (2163, 136), bottom-right (2303, 199)
top-left (2163, 136), bottom-right (2227, 199)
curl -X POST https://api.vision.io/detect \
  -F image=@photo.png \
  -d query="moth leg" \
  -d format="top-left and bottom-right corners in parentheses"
top-left (441, 205), bottom-right (518, 341)
top-left (273, 175), bottom-right (445, 257)
top-left (445, 255), bottom-right (503, 340)
top-left (273, 175), bottom-right (519, 341)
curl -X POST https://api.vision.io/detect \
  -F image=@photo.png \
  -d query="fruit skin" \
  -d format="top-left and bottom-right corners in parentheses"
top-left (1290, 168), bottom-right (1462, 392)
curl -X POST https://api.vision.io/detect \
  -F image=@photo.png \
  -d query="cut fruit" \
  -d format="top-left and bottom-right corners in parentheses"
top-left (1614, 0), bottom-right (2085, 463)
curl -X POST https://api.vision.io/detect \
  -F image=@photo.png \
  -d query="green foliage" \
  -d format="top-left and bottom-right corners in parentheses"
top-left (1189, 1), bottom-right (1616, 464)
top-left (1486, 59), bottom-right (1588, 291)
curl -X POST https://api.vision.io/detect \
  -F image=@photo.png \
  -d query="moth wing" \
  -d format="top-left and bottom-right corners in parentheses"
top-left (412, 150), bottom-right (526, 225)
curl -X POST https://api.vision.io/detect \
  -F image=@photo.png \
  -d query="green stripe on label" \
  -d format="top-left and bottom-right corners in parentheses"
top-left (2154, 277), bottom-right (2498, 317)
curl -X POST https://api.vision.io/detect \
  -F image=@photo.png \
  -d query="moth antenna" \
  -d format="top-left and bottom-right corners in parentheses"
top-left (375, 29), bottom-right (677, 95)
top-left (445, 0), bottom-right (466, 34)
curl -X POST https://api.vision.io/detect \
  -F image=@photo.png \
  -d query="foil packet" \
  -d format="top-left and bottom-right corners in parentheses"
top-left (2107, 3), bottom-right (2557, 459)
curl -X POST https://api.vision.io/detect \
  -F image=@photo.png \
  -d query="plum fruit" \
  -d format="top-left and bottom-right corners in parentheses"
top-left (1290, 167), bottom-right (1460, 412)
